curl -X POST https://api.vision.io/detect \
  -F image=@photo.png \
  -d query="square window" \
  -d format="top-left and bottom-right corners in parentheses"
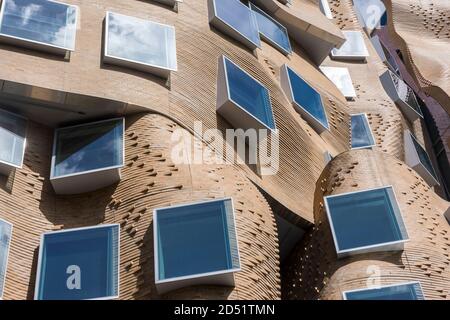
top-left (280, 64), bottom-right (329, 133)
top-left (0, 0), bottom-right (77, 54)
top-left (343, 282), bottom-right (424, 300)
top-left (351, 113), bottom-right (376, 149)
top-left (320, 66), bottom-right (356, 99)
top-left (104, 11), bottom-right (177, 79)
top-left (331, 31), bottom-right (369, 61)
top-left (50, 118), bottom-right (124, 195)
top-left (154, 198), bottom-right (240, 294)
top-left (250, 3), bottom-right (291, 55)
top-left (0, 219), bottom-right (12, 300)
top-left (217, 55), bottom-right (276, 131)
top-left (0, 108), bottom-right (27, 176)
top-left (324, 186), bottom-right (408, 257)
top-left (208, 0), bottom-right (260, 51)
top-left (35, 224), bottom-right (120, 300)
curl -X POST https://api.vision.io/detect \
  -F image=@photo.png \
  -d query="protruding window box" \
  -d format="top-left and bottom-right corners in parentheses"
top-left (404, 130), bottom-right (439, 186)
top-left (154, 198), bottom-right (240, 294)
top-left (208, 0), bottom-right (260, 51)
top-left (217, 55), bottom-right (276, 131)
top-left (324, 186), bottom-right (409, 258)
top-left (319, 0), bottom-right (333, 19)
top-left (153, 0), bottom-right (182, 7)
top-left (104, 11), bottom-right (177, 79)
top-left (380, 70), bottom-right (423, 122)
top-left (324, 151), bottom-right (333, 165)
top-left (35, 224), bottom-right (120, 300)
top-left (320, 66), bottom-right (356, 99)
top-left (330, 31), bottom-right (369, 61)
top-left (353, 0), bottom-right (387, 34)
top-left (50, 118), bottom-right (125, 195)
top-left (371, 35), bottom-right (400, 74)
top-left (343, 282), bottom-right (424, 300)
top-left (351, 113), bottom-right (376, 149)
top-left (280, 64), bottom-right (329, 134)
top-left (0, 218), bottom-right (12, 300)
top-left (0, 0), bottom-right (77, 55)
top-left (0, 109), bottom-right (27, 176)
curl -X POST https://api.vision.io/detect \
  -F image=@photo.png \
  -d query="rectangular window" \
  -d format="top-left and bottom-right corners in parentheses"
top-left (35, 224), bottom-right (119, 300)
top-left (281, 64), bottom-right (329, 133)
top-left (104, 11), bottom-right (177, 78)
top-left (319, 0), bottom-right (333, 19)
top-left (331, 31), bottom-right (369, 60)
top-left (351, 113), bottom-right (376, 149)
top-left (320, 66), bottom-right (356, 99)
top-left (324, 186), bottom-right (408, 257)
top-left (343, 282), bottom-right (424, 300)
top-left (370, 35), bottom-right (400, 74)
top-left (250, 3), bottom-right (291, 55)
top-left (0, 0), bottom-right (77, 54)
top-left (0, 219), bottom-right (12, 300)
top-left (353, 0), bottom-right (387, 32)
top-left (0, 108), bottom-right (27, 174)
top-left (154, 198), bottom-right (240, 294)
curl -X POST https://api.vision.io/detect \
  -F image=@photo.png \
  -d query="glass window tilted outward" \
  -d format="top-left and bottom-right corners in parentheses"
top-left (390, 72), bottom-right (423, 117)
top-left (344, 282), bottom-right (424, 300)
top-left (320, 66), bottom-right (356, 99)
top-left (249, 3), bottom-right (291, 55)
top-left (52, 118), bottom-right (124, 179)
top-left (35, 224), bottom-right (119, 300)
top-left (410, 132), bottom-right (439, 182)
top-left (331, 31), bottom-right (369, 60)
top-left (351, 113), bottom-right (375, 149)
top-left (0, 0), bottom-right (77, 51)
top-left (0, 219), bottom-right (12, 299)
top-left (0, 109), bottom-right (27, 168)
top-left (324, 186), bottom-right (408, 257)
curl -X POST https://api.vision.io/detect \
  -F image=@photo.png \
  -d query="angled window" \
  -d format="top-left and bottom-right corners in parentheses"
top-left (404, 130), bottom-right (439, 186)
top-left (250, 3), bottom-right (291, 55)
top-left (104, 11), bottom-right (177, 79)
top-left (50, 118), bottom-right (124, 195)
top-left (208, 0), bottom-right (260, 50)
top-left (324, 186), bottom-right (408, 257)
top-left (0, 0), bottom-right (77, 54)
top-left (319, 0), bottom-right (333, 19)
top-left (353, 0), bottom-right (387, 33)
top-left (154, 198), bottom-right (240, 294)
top-left (343, 282), bottom-right (424, 300)
top-left (0, 219), bottom-right (12, 300)
top-left (351, 113), bottom-right (376, 149)
top-left (35, 224), bottom-right (119, 300)
top-left (0, 108), bottom-right (27, 176)
top-left (153, 0), bottom-right (181, 7)
top-left (370, 35), bottom-right (400, 74)
top-left (320, 66), bottom-right (356, 99)
top-left (280, 64), bottom-right (329, 133)
top-left (217, 55), bottom-right (276, 131)
top-left (331, 31), bottom-right (369, 61)
top-left (324, 151), bottom-right (333, 165)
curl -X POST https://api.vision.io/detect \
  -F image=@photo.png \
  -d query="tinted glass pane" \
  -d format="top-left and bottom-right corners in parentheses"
top-left (0, 109), bottom-right (26, 167)
top-left (225, 58), bottom-right (275, 129)
top-left (353, 0), bottom-right (387, 30)
top-left (36, 225), bottom-right (119, 300)
top-left (351, 114), bottom-right (375, 148)
top-left (326, 187), bottom-right (406, 251)
top-left (411, 134), bottom-right (438, 180)
top-left (0, 220), bottom-right (12, 298)
top-left (320, 66), bottom-right (356, 98)
top-left (390, 72), bottom-right (423, 116)
top-left (332, 31), bottom-right (368, 57)
top-left (156, 199), bottom-right (239, 281)
top-left (287, 66), bottom-right (329, 129)
top-left (250, 4), bottom-right (291, 54)
top-left (0, 0), bottom-right (77, 50)
top-left (346, 283), bottom-right (422, 300)
top-left (53, 119), bottom-right (123, 178)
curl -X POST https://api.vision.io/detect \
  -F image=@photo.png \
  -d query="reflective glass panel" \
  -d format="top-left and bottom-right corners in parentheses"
top-left (0, 219), bottom-right (12, 299)
top-left (351, 114), bottom-right (375, 149)
top-left (0, 109), bottom-right (26, 167)
top-left (345, 282), bottom-right (423, 300)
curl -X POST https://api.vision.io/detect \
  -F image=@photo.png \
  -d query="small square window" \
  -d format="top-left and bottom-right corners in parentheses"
top-left (320, 66), bottom-right (356, 99)
top-left (280, 64), bottom-right (329, 133)
top-left (104, 11), bottom-right (177, 79)
top-left (324, 186), bottom-right (408, 257)
top-left (0, 108), bottom-right (27, 176)
top-left (319, 0), bottom-right (333, 19)
top-left (331, 31), bottom-right (369, 61)
top-left (0, 218), bottom-right (12, 300)
top-left (0, 0), bottom-right (77, 54)
top-left (154, 198), bottom-right (240, 294)
top-left (351, 113), bottom-right (376, 149)
top-left (35, 224), bottom-right (120, 300)
top-left (50, 118), bottom-right (124, 195)
top-left (343, 282), bottom-right (424, 300)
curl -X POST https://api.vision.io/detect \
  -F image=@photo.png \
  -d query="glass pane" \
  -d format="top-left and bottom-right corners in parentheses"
top-left (36, 225), bottom-right (119, 300)
top-left (411, 133), bottom-right (438, 180)
top-left (320, 66), bottom-right (356, 98)
top-left (156, 199), bottom-right (239, 281)
top-left (0, 0), bottom-right (77, 50)
top-left (106, 12), bottom-right (177, 70)
top-left (0, 109), bottom-right (26, 167)
top-left (390, 72), bottom-right (423, 116)
top-left (250, 3), bottom-right (291, 54)
top-left (287, 66), bottom-right (329, 129)
top-left (346, 283), bottom-right (423, 300)
top-left (351, 114), bottom-right (375, 149)
top-left (0, 220), bottom-right (12, 298)
top-left (225, 58), bottom-right (275, 129)
top-left (332, 31), bottom-right (368, 57)
top-left (326, 187), bottom-right (406, 252)
top-left (353, 0), bottom-right (387, 30)
top-left (53, 119), bottom-right (123, 178)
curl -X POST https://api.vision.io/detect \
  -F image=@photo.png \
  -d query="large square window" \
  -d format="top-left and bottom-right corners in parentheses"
top-left (50, 118), bottom-right (124, 195)
top-left (104, 11), bottom-right (177, 79)
top-left (208, 0), bottom-right (260, 51)
top-left (343, 282), bottom-right (424, 300)
top-left (35, 224), bottom-right (119, 300)
top-left (250, 3), bottom-right (291, 55)
top-left (324, 186), bottom-right (408, 257)
top-left (217, 55), bottom-right (276, 131)
top-left (0, 219), bottom-right (12, 300)
top-left (320, 66), bottom-right (356, 99)
top-left (351, 113), bottom-right (376, 149)
top-left (0, 108), bottom-right (27, 176)
top-left (154, 198), bottom-right (240, 294)
top-left (331, 31), bottom-right (369, 61)
top-left (280, 64), bottom-right (329, 133)
top-left (0, 0), bottom-right (77, 54)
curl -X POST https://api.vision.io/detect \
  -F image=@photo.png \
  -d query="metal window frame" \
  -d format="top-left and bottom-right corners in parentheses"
top-left (342, 281), bottom-right (424, 300)
top-left (350, 113), bottom-right (376, 150)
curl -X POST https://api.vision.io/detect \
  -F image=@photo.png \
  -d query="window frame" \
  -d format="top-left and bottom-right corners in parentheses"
top-left (0, 108), bottom-right (27, 170)
top-left (0, 218), bottom-right (13, 300)
top-left (342, 281), bottom-right (424, 300)
top-left (330, 30), bottom-right (369, 60)
top-left (350, 113), bottom-right (376, 150)
top-left (319, 0), bottom-right (333, 19)
top-left (320, 66), bottom-right (357, 99)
